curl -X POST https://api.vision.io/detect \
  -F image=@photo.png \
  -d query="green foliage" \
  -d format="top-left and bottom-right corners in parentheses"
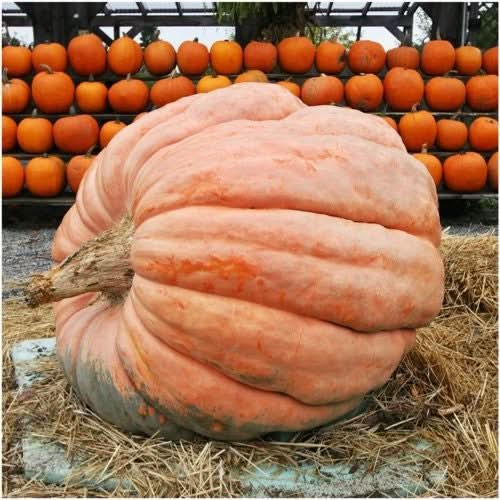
top-left (2, 25), bottom-right (25, 47)
top-left (139, 27), bottom-right (159, 48)
top-left (306, 26), bottom-right (355, 48)
top-left (472, 3), bottom-right (498, 49)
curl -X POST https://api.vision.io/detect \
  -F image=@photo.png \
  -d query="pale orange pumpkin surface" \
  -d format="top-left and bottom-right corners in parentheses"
top-left (43, 84), bottom-right (443, 441)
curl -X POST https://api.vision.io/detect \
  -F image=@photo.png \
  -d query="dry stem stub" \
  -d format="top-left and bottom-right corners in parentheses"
top-left (25, 216), bottom-right (134, 307)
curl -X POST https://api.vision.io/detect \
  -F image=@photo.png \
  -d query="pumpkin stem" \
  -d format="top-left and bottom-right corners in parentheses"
top-left (411, 103), bottom-right (419, 113)
top-left (32, 108), bottom-right (38, 118)
top-left (126, 73), bottom-right (132, 81)
top-left (25, 216), bottom-right (134, 307)
top-left (40, 64), bottom-right (54, 74)
top-left (89, 74), bottom-right (95, 82)
top-left (193, 37), bottom-right (199, 43)
top-left (2, 67), bottom-right (10, 84)
top-left (85, 145), bottom-right (97, 157)
top-left (421, 143), bottom-right (428, 154)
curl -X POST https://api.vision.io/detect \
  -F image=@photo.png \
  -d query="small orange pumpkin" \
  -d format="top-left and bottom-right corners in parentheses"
top-left (32, 42), bottom-right (67, 73)
top-left (75, 77), bottom-right (108, 113)
top-left (2, 156), bottom-right (24, 197)
top-left (487, 152), bottom-right (498, 191)
top-left (386, 45), bottom-right (419, 70)
top-left (31, 65), bottom-right (75, 113)
top-left (67, 146), bottom-right (96, 193)
top-left (482, 47), bottom-right (498, 75)
top-left (150, 75), bottom-right (196, 106)
top-left (243, 41), bottom-right (277, 73)
top-left (466, 75), bottom-right (498, 111)
top-left (2, 70), bottom-right (31, 113)
top-left (53, 114), bottom-right (99, 154)
top-left (383, 67), bottom-right (424, 111)
top-left (276, 80), bottom-right (301, 98)
top-left (454, 45), bottom-right (481, 75)
top-left (210, 40), bottom-right (243, 75)
top-left (468, 117), bottom-right (498, 152)
top-left (347, 40), bottom-right (385, 74)
top-left (17, 109), bottom-right (54, 153)
top-left (301, 75), bottom-right (343, 106)
top-left (234, 70), bottom-right (269, 83)
top-left (25, 154), bottom-right (66, 197)
top-left (443, 152), bottom-right (487, 192)
top-left (108, 35), bottom-right (144, 76)
top-left (315, 40), bottom-right (346, 74)
top-left (399, 106), bottom-right (437, 152)
top-left (344, 74), bottom-right (383, 112)
top-left (2, 115), bottom-right (17, 152)
top-left (277, 35), bottom-right (315, 74)
top-left (144, 40), bottom-right (176, 75)
top-left (381, 115), bottom-right (398, 132)
top-left (67, 33), bottom-right (107, 76)
top-left (424, 77), bottom-right (466, 111)
top-left (177, 38), bottom-right (209, 75)
top-left (421, 40), bottom-right (455, 75)
top-left (436, 119), bottom-right (468, 151)
top-left (2, 46), bottom-right (32, 77)
top-left (413, 146), bottom-right (443, 187)
top-left (196, 75), bottom-right (232, 93)
top-left (108, 75), bottom-right (150, 113)
top-left (100, 120), bottom-right (127, 148)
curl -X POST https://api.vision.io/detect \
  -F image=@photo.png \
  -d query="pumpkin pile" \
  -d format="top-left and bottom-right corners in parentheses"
top-left (25, 83), bottom-right (444, 441)
top-left (2, 34), bottom-right (498, 198)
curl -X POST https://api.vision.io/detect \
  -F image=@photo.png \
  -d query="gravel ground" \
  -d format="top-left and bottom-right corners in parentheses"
top-left (2, 202), bottom-right (498, 300)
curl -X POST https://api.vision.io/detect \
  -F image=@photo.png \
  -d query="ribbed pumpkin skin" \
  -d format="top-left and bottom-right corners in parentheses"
top-left (51, 84), bottom-right (443, 441)
top-left (2, 115), bottom-right (17, 152)
top-left (68, 33), bottom-right (107, 76)
top-left (383, 68), bottom-right (424, 111)
top-left (32, 43), bottom-right (67, 73)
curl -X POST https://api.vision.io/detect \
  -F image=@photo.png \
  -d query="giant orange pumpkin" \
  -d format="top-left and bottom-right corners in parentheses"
top-left (424, 77), bottom-right (466, 111)
top-left (67, 147), bottom-right (96, 193)
top-left (344, 74), bottom-right (383, 112)
top-left (68, 33), bottom-right (107, 76)
top-left (454, 45), bottom-right (481, 75)
top-left (32, 42), bottom-right (67, 73)
top-left (399, 107), bottom-right (437, 152)
top-left (25, 84), bottom-right (443, 442)
top-left (383, 68), bottom-right (424, 111)
top-left (487, 152), bottom-right (498, 191)
top-left (2, 115), bottom-right (17, 152)
top-left (144, 40), bottom-right (176, 76)
top-left (2, 71), bottom-right (31, 113)
top-left (436, 119), bottom-right (468, 151)
top-left (315, 40), bottom-right (346, 74)
top-left (277, 35), bottom-right (315, 74)
top-left (150, 76), bottom-right (196, 106)
top-left (482, 47), bottom-right (498, 75)
top-left (177, 38), bottom-right (209, 75)
top-left (32, 65), bottom-right (75, 113)
top-left (2, 46), bottom-right (32, 77)
top-left (108, 75), bottom-right (149, 113)
top-left (466, 75), bottom-right (498, 111)
top-left (53, 115), bottom-right (99, 154)
top-left (17, 109), bottom-right (54, 153)
top-left (25, 155), bottom-right (66, 197)
top-left (75, 78), bottom-right (108, 113)
top-left (243, 41), bottom-right (277, 73)
top-left (210, 40), bottom-right (243, 75)
top-left (347, 40), bottom-right (385, 74)
top-left (108, 35), bottom-right (143, 76)
top-left (2, 156), bottom-right (24, 197)
top-left (99, 119), bottom-right (127, 148)
top-left (421, 40), bottom-right (455, 75)
top-left (443, 152), bottom-right (487, 192)
top-left (301, 75), bottom-right (343, 106)
top-left (468, 117), bottom-right (498, 152)
top-left (386, 45), bottom-right (419, 70)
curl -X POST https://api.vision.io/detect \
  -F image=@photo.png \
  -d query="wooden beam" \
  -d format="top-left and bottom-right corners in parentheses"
top-left (327, 2), bottom-right (333, 16)
top-left (126, 25), bottom-right (143, 39)
top-left (175, 2), bottom-right (183, 16)
top-left (92, 26), bottom-right (113, 46)
top-left (385, 23), bottom-right (406, 42)
top-left (136, 2), bottom-right (147, 16)
top-left (398, 2), bottom-right (410, 16)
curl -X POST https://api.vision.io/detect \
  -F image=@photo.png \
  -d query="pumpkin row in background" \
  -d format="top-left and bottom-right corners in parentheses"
top-left (3, 68), bottom-right (498, 114)
top-left (2, 35), bottom-right (498, 78)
